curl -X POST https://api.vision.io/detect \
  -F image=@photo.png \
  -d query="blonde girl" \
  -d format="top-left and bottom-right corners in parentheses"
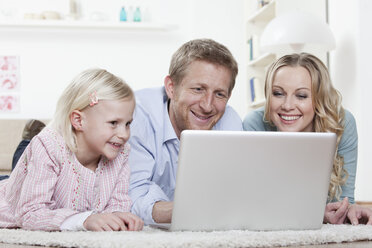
top-left (0, 68), bottom-right (143, 231)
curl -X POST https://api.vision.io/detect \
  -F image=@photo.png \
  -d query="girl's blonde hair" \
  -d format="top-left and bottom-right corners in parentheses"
top-left (50, 68), bottom-right (134, 152)
top-left (264, 53), bottom-right (346, 201)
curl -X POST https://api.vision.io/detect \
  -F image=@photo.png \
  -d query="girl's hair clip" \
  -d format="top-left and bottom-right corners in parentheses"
top-left (89, 91), bottom-right (99, 106)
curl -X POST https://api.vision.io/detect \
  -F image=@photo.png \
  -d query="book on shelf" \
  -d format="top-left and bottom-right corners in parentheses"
top-left (248, 35), bottom-right (260, 61)
top-left (257, 0), bottom-right (271, 9)
top-left (249, 77), bottom-right (265, 104)
top-left (249, 77), bottom-right (256, 102)
top-left (248, 37), bottom-right (253, 61)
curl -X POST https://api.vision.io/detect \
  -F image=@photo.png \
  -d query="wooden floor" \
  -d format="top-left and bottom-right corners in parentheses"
top-left (356, 202), bottom-right (372, 208)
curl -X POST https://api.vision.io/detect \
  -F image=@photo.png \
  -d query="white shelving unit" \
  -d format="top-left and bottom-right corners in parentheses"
top-left (246, 1), bottom-right (277, 109)
top-left (247, 53), bottom-right (275, 67)
top-left (250, 99), bottom-right (266, 108)
top-left (0, 20), bottom-right (176, 31)
top-left (245, 0), bottom-right (327, 110)
top-left (247, 0), bottom-right (275, 24)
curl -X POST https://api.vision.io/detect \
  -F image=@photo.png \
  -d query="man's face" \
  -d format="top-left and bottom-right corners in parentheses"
top-left (165, 60), bottom-right (232, 138)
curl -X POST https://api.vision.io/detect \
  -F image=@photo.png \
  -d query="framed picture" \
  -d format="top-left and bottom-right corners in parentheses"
top-left (0, 56), bottom-right (20, 92)
top-left (0, 94), bottom-right (20, 113)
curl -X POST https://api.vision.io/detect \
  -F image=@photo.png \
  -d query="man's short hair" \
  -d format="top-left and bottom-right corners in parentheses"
top-left (169, 39), bottom-right (238, 94)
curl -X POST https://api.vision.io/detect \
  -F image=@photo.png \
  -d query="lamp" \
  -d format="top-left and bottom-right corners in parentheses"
top-left (260, 11), bottom-right (336, 53)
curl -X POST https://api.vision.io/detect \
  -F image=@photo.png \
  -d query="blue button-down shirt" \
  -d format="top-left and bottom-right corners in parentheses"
top-left (129, 87), bottom-right (243, 224)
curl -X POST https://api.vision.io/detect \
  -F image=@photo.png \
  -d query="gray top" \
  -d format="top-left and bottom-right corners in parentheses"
top-left (243, 107), bottom-right (358, 203)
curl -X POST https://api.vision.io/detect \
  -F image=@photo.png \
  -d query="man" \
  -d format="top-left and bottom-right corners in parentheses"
top-left (128, 39), bottom-right (242, 225)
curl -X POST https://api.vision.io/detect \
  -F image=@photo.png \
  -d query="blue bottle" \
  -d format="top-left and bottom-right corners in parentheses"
top-left (120, 7), bottom-right (127, 22)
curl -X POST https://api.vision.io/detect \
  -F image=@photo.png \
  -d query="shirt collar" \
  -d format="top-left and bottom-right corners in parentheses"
top-left (162, 89), bottom-right (178, 143)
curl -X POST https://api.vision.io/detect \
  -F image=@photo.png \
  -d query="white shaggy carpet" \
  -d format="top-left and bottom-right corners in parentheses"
top-left (1, 225), bottom-right (372, 248)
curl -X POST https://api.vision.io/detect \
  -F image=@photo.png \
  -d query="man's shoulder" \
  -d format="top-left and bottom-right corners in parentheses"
top-left (132, 87), bottom-right (166, 133)
top-left (135, 86), bottom-right (165, 114)
top-left (214, 105), bottom-right (243, 131)
top-left (223, 105), bottom-right (242, 121)
top-left (135, 87), bottom-right (165, 105)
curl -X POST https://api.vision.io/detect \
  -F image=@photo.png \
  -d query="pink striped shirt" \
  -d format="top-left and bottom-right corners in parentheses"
top-left (0, 127), bottom-right (131, 231)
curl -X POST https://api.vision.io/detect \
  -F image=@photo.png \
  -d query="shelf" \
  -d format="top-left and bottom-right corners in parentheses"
top-left (250, 99), bottom-right (266, 108)
top-left (0, 20), bottom-right (176, 31)
top-left (247, 0), bottom-right (276, 24)
top-left (248, 53), bottom-right (275, 67)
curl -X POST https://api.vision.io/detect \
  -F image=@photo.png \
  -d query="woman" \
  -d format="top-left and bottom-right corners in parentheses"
top-left (243, 53), bottom-right (371, 225)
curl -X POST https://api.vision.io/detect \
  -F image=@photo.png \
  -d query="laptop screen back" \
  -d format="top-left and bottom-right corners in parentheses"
top-left (171, 130), bottom-right (336, 231)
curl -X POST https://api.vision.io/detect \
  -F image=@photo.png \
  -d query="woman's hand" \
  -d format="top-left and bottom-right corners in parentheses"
top-left (84, 212), bottom-right (144, 231)
top-left (323, 197), bottom-right (349, 224)
top-left (347, 204), bottom-right (372, 225)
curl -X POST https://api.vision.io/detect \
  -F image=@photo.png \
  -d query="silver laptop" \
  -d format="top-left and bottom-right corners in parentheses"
top-left (155, 130), bottom-right (336, 231)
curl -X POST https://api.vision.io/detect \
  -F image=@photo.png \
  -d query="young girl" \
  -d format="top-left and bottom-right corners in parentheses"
top-left (0, 68), bottom-right (144, 231)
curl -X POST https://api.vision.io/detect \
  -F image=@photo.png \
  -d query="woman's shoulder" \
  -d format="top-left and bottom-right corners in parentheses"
top-left (243, 107), bottom-right (273, 131)
top-left (344, 109), bottom-right (356, 125)
top-left (342, 109), bottom-right (357, 135)
top-left (339, 109), bottom-right (358, 150)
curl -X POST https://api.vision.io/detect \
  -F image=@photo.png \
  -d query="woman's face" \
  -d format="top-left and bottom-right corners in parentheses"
top-left (269, 66), bottom-right (315, 132)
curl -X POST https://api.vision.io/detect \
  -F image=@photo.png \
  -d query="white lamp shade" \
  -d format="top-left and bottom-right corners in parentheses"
top-left (260, 11), bottom-right (336, 53)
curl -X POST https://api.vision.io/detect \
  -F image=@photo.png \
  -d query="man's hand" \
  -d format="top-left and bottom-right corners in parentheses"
top-left (347, 205), bottom-right (372, 225)
top-left (84, 212), bottom-right (144, 231)
top-left (323, 197), bottom-right (349, 224)
top-left (152, 201), bottom-right (173, 223)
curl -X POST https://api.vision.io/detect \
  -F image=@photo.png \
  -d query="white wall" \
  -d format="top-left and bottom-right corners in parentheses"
top-left (329, 0), bottom-right (372, 201)
top-left (188, 0), bottom-right (247, 118)
top-left (355, 0), bottom-right (372, 201)
top-left (0, 0), bottom-right (247, 119)
top-left (1, 0), bottom-right (370, 200)
top-left (0, 0), bottom-right (187, 119)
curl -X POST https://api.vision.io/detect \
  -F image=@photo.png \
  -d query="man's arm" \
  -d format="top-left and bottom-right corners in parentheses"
top-left (128, 110), bottom-right (171, 225)
top-left (152, 201), bottom-right (173, 223)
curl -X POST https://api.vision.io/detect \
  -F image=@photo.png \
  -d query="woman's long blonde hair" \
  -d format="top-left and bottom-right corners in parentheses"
top-left (264, 53), bottom-right (346, 201)
top-left (50, 68), bottom-right (134, 153)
